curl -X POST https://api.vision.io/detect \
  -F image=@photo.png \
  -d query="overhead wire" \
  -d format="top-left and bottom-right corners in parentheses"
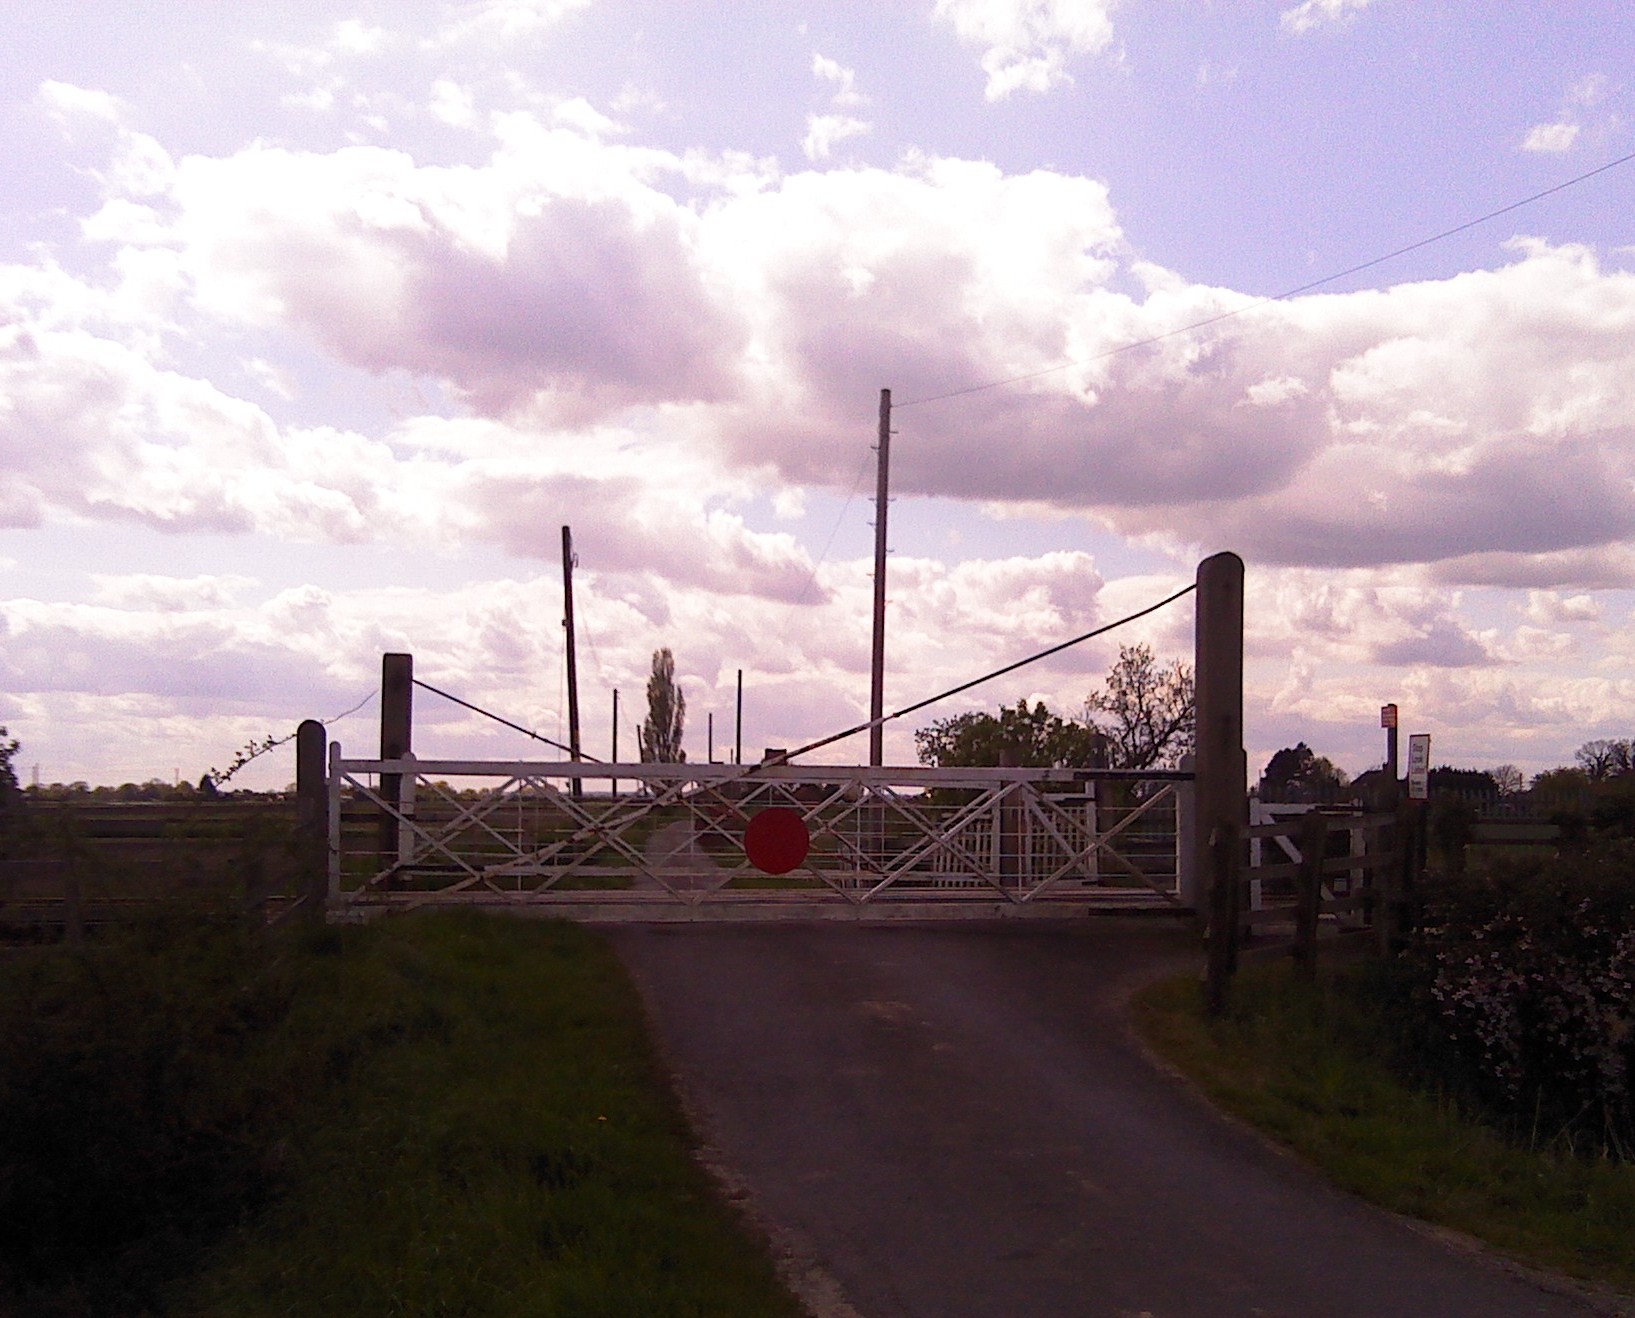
top-left (897, 146), bottom-right (1635, 410)
top-left (401, 579), bottom-right (1192, 776)
top-left (779, 580), bottom-right (1197, 762)
top-left (793, 441), bottom-right (879, 606)
top-left (412, 677), bottom-right (599, 761)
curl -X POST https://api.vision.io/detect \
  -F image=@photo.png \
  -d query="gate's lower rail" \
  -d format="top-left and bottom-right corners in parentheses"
top-left (328, 752), bottom-right (1194, 920)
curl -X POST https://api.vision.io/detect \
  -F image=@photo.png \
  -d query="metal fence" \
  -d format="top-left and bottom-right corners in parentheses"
top-left (328, 750), bottom-right (1194, 920)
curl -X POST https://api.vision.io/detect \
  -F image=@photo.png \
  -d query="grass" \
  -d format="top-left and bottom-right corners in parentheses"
top-left (1132, 961), bottom-right (1635, 1297)
top-left (2, 911), bottom-right (803, 1317)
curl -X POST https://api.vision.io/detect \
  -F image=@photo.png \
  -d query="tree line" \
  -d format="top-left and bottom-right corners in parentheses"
top-left (913, 644), bottom-right (1195, 771)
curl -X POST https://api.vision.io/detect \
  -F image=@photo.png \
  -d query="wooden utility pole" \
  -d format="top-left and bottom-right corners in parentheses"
top-left (561, 525), bottom-right (583, 800)
top-left (869, 388), bottom-right (891, 767)
top-left (611, 688), bottom-right (619, 799)
top-left (735, 668), bottom-right (743, 766)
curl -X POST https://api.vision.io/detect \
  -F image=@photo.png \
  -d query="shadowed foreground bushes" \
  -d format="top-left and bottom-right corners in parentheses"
top-left (0, 912), bottom-right (800, 1317)
top-left (0, 907), bottom-right (302, 1313)
top-left (1388, 843), bottom-right (1635, 1160)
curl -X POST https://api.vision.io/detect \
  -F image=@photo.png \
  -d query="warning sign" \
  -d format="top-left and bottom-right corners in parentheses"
top-left (1407, 734), bottom-right (1431, 800)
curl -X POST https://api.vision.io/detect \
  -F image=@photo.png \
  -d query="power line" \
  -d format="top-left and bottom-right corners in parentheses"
top-left (781, 579), bottom-right (1197, 762)
top-left (405, 580), bottom-right (1191, 787)
top-left (793, 441), bottom-right (878, 606)
top-left (899, 147), bottom-right (1635, 410)
top-left (412, 678), bottom-right (601, 761)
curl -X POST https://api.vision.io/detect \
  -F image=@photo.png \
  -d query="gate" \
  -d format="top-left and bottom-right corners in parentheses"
top-left (327, 752), bottom-right (1194, 921)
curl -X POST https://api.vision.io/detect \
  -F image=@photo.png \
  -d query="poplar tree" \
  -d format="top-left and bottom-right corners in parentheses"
top-left (639, 649), bottom-right (686, 763)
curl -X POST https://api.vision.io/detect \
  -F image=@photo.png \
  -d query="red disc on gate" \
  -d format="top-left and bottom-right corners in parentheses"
top-left (744, 807), bottom-right (810, 875)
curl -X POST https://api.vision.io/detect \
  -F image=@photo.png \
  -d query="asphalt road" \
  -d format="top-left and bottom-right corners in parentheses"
top-left (610, 919), bottom-right (1611, 1318)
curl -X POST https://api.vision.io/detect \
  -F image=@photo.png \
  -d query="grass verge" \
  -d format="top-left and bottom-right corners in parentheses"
top-left (3, 911), bottom-right (804, 1317)
top-left (1132, 961), bottom-right (1635, 1298)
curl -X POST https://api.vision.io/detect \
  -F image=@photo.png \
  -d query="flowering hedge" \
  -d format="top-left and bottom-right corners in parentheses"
top-left (1394, 844), bottom-right (1635, 1158)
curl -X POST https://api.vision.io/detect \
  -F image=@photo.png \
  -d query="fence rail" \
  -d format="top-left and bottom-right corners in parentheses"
top-left (328, 752), bottom-right (1195, 920)
top-left (1230, 805), bottom-right (1410, 972)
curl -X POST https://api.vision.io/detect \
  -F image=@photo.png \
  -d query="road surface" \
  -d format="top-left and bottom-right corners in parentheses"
top-left (610, 919), bottom-right (1614, 1318)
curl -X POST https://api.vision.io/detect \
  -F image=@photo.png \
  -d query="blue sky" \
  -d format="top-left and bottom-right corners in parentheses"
top-left (3, 0), bottom-right (1634, 787)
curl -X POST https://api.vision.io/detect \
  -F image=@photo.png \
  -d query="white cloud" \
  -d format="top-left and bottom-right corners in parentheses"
top-left (812, 54), bottom-right (868, 109)
top-left (803, 113), bottom-right (870, 161)
top-left (1524, 590), bottom-right (1601, 626)
top-left (932, 0), bottom-right (1116, 101)
top-left (1279, 0), bottom-right (1374, 35)
top-left (429, 0), bottom-right (593, 47)
top-left (429, 79), bottom-right (478, 128)
top-left (1522, 121), bottom-right (1579, 154)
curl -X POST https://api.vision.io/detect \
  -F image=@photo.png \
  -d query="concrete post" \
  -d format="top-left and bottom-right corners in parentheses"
top-left (296, 719), bottom-right (326, 918)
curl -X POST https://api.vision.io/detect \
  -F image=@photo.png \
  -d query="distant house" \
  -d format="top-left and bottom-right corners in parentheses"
top-left (1346, 768), bottom-right (1401, 808)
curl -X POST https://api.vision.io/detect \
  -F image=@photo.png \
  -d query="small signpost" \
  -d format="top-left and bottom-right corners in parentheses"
top-left (1407, 733), bottom-right (1431, 801)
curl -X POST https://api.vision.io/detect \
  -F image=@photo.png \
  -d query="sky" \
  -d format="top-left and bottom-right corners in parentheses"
top-left (3, 0), bottom-right (1634, 790)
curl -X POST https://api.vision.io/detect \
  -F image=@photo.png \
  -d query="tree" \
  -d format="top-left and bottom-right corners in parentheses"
top-left (1574, 738), bottom-right (1634, 782)
top-left (0, 726), bottom-right (20, 811)
top-left (639, 648), bottom-right (686, 764)
top-left (1084, 644), bottom-right (1195, 770)
top-left (915, 699), bottom-right (1104, 769)
top-left (1259, 742), bottom-right (1348, 803)
top-left (1490, 764), bottom-right (1524, 797)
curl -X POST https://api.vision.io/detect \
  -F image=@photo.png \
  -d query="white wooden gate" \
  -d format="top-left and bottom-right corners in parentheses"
top-left (327, 750), bottom-right (1194, 921)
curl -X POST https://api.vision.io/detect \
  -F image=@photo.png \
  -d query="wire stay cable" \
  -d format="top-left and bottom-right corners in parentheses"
top-left (412, 678), bottom-right (603, 762)
top-left (780, 580), bottom-right (1197, 762)
top-left (899, 147), bottom-right (1635, 409)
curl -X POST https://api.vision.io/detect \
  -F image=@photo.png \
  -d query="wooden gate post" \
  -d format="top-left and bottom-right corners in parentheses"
top-left (1195, 552), bottom-right (1245, 1011)
top-left (296, 719), bottom-right (327, 919)
top-left (1294, 811), bottom-right (1329, 977)
top-left (379, 653), bottom-right (413, 879)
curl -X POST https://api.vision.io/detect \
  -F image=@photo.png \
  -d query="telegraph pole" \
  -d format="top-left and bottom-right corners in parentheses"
top-left (610, 687), bottom-right (619, 798)
top-left (869, 388), bottom-right (891, 767)
top-left (561, 525), bottom-right (583, 800)
top-left (735, 668), bottom-right (743, 766)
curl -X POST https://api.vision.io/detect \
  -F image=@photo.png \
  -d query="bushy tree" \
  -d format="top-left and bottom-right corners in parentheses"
top-left (1575, 738), bottom-right (1634, 781)
top-left (0, 726), bottom-right (21, 812)
top-left (915, 699), bottom-right (1103, 769)
top-left (1084, 644), bottom-right (1194, 770)
top-left (638, 648), bottom-right (686, 764)
top-left (1259, 742), bottom-right (1348, 803)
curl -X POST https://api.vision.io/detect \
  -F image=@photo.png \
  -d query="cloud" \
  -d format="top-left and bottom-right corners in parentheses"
top-left (812, 54), bottom-right (867, 109)
top-left (1520, 72), bottom-right (1611, 155)
top-left (932, 0), bottom-right (1116, 101)
top-left (1279, 0), bottom-right (1374, 35)
top-left (428, 0), bottom-right (593, 48)
top-left (1522, 121), bottom-right (1580, 154)
top-left (803, 114), bottom-right (871, 161)
top-left (804, 53), bottom-right (872, 161)
top-left (1524, 589), bottom-right (1601, 626)
top-left (167, 133), bottom-right (747, 420)
top-left (25, 91), bottom-right (1635, 605)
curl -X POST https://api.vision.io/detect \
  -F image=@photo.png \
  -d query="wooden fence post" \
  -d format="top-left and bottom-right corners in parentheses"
top-left (1196, 552), bottom-right (1245, 1013)
top-left (379, 653), bottom-right (413, 881)
top-left (1204, 820), bottom-right (1241, 1016)
top-left (1294, 812), bottom-right (1328, 977)
top-left (296, 719), bottom-right (327, 920)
